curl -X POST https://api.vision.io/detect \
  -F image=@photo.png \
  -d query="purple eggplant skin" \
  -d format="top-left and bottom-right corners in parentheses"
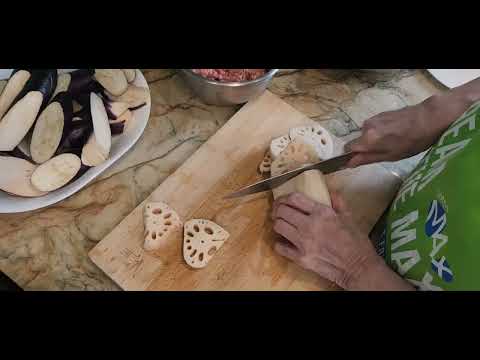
top-left (110, 121), bottom-right (125, 135)
top-left (10, 69), bottom-right (57, 113)
top-left (102, 98), bottom-right (119, 120)
top-left (68, 69), bottom-right (94, 96)
top-left (101, 89), bottom-right (146, 112)
top-left (56, 120), bottom-right (93, 156)
top-left (129, 103), bottom-right (147, 111)
top-left (51, 91), bottom-right (74, 147)
top-left (73, 105), bottom-right (91, 121)
top-left (9, 147), bottom-right (32, 162)
top-left (71, 81), bottom-right (103, 107)
top-left (0, 147), bottom-right (33, 162)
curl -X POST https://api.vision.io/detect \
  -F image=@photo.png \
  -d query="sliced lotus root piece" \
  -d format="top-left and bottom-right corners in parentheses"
top-left (270, 138), bottom-right (320, 177)
top-left (258, 151), bottom-right (272, 174)
top-left (269, 135), bottom-right (291, 160)
top-left (289, 124), bottom-right (334, 160)
top-left (183, 219), bottom-right (230, 269)
top-left (143, 202), bottom-right (182, 252)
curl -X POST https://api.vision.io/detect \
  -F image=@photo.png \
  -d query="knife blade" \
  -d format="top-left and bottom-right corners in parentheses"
top-left (224, 151), bottom-right (355, 199)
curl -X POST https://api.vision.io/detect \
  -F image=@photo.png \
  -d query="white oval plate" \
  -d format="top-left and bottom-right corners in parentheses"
top-left (427, 69), bottom-right (480, 89)
top-left (0, 69), bottom-right (151, 214)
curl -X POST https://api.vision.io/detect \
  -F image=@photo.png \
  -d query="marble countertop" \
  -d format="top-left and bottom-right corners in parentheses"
top-left (0, 69), bottom-right (445, 290)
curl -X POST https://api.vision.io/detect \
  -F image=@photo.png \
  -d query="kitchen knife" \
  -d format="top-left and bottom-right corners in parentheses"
top-left (224, 151), bottom-right (355, 199)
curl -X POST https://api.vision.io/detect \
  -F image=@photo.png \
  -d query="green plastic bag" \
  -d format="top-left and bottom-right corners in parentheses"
top-left (380, 101), bottom-right (480, 290)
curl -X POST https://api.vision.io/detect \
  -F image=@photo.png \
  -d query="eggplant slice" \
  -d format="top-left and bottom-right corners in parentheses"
top-left (94, 69), bottom-right (128, 96)
top-left (110, 109), bottom-right (132, 124)
top-left (0, 70), bottom-right (58, 151)
top-left (103, 100), bottom-right (129, 120)
top-left (17, 135), bottom-right (32, 158)
top-left (90, 92), bottom-right (112, 156)
top-left (30, 92), bottom-right (73, 164)
top-left (81, 134), bottom-right (108, 167)
top-left (51, 72), bottom-right (71, 100)
top-left (0, 92), bottom-right (44, 151)
top-left (105, 85), bottom-right (149, 109)
top-left (0, 156), bottom-right (48, 197)
top-left (122, 69), bottom-right (136, 83)
top-left (0, 69), bottom-right (32, 120)
top-left (31, 153), bottom-right (81, 192)
top-left (0, 80), bottom-right (6, 93)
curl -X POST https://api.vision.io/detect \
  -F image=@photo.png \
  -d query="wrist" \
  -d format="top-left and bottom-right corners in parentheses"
top-left (341, 250), bottom-right (416, 291)
top-left (341, 251), bottom-right (385, 290)
top-left (422, 87), bottom-right (479, 138)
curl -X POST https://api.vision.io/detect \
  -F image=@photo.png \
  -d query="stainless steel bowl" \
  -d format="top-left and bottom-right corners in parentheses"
top-left (179, 69), bottom-right (279, 106)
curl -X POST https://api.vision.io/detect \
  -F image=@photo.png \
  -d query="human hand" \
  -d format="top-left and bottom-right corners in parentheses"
top-left (271, 191), bottom-right (382, 289)
top-left (345, 93), bottom-right (465, 168)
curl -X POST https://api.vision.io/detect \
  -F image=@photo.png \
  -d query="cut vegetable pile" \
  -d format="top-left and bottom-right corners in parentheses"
top-left (142, 201), bottom-right (230, 270)
top-left (0, 69), bottom-right (149, 198)
top-left (262, 124), bottom-right (335, 205)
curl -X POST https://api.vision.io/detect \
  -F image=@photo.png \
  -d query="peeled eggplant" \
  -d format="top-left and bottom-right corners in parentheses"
top-left (122, 69), bottom-right (136, 83)
top-left (0, 156), bottom-right (47, 197)
top-left (0, 80), bottom-right (6, 94)
top-left (90, 92), bottom-right (111, 156)
top-left (94, 69), bottom-right (128, 96)
top-left (81, 134), bottom-right (108, 167)
top-left (0, 69), bottom-right (32, 120)
top-left (31, 153), bottom-right (81, 192)
top-left (30, 92), bottom-right (73, 164)
top-left (105, 85), bottom-right (149, 109)
top-left (0, 70), bottom-right (58, 151)
top-left (103, 99), bottom-right (129, 120)
top-left (109, 109), bottom-right (132, 124)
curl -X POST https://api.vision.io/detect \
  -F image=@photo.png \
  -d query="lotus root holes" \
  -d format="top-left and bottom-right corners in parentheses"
top-left (153, 208), bottom-right (162, 215)
top-left (321, 138), bottom-right (326, 145)
top-left (187, 246), bottom-right (192, 250)
top-left (152, 232), bottom-right (157, 240)
top-left (205, 227), bottom-right (213, 235)
top-left (193, 225), bottom-right (200, 232)
top-left (187, 232), bottom-right (194, 237)
top-left (190, 249), bottom-right (197, 258)
top-left (317, 130), bottom-right (323, 135)
top-left (164, 213), bottom-right (171, 219)
top-left (199, 253), bottom-right (204, 262)
top-left (165, 221), bottom-right (172, 226)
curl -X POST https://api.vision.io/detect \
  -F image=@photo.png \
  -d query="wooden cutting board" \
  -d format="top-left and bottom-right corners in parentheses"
top-left (89, 91), bottom-right (402, 291)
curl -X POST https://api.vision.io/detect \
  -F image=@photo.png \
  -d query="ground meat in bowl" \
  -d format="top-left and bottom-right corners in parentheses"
top-left (191, 69), bottom-right (267, 82)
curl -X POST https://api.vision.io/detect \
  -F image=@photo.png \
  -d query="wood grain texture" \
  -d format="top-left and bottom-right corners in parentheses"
top-left (89, 91), bottom-right (401, 291)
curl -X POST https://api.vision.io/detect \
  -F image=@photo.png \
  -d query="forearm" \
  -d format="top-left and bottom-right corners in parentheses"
top-left (345, 255), bottom-right (415, 291)
top-left (422, 77), bottom-right (480, 139)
